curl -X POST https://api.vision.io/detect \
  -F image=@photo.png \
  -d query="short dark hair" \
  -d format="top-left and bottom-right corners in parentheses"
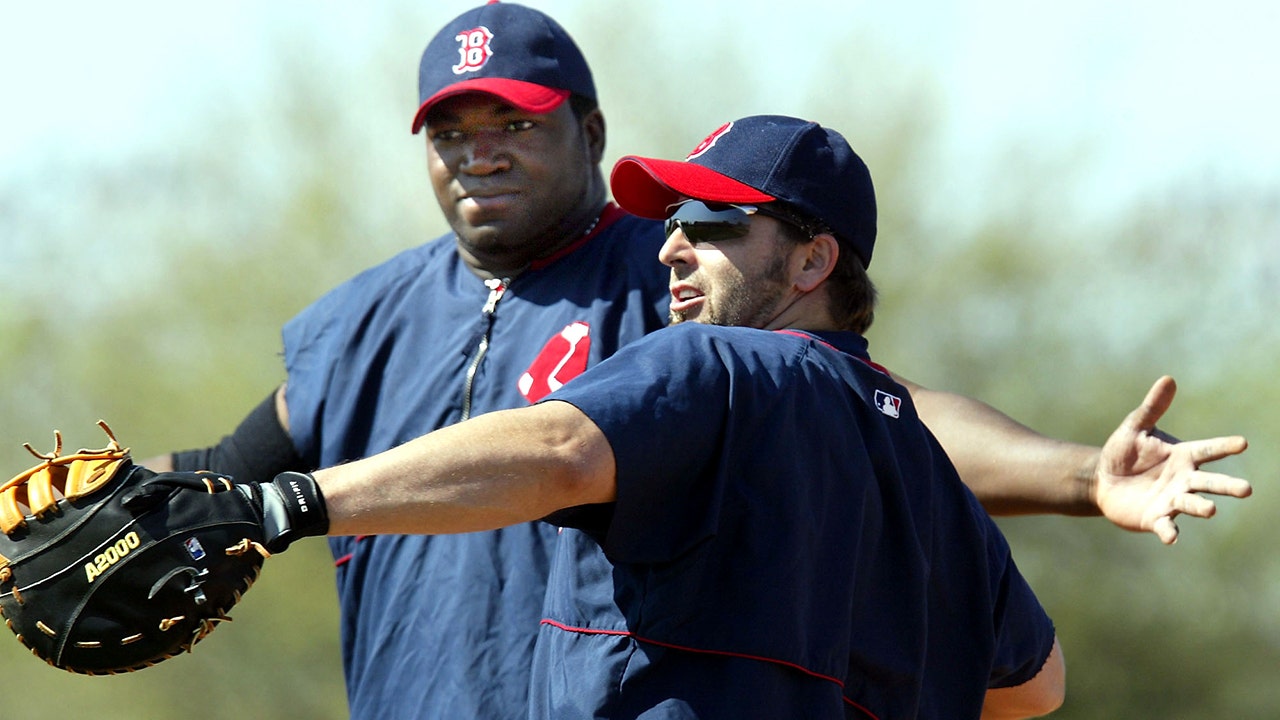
top-left (770, 203), bottom-right (877, 334)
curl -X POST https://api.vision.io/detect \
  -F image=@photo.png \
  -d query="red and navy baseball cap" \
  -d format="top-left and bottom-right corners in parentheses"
top-left (411, 1), bottom-right (596, 134)
top-left (610, 115), bottom-right (878, 268)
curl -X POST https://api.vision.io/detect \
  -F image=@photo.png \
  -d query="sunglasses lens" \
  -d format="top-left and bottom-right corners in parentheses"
top-left (664, 202), bottom-right (754, 243)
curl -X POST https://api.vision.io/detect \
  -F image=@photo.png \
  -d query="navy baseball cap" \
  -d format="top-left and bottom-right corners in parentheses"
top-left (411, 1), bottom-right (596, 134)
top-left (610, 115), bottom-right (878, 267)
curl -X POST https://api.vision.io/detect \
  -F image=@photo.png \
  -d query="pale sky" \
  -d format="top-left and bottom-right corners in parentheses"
top-left (3, 0), bottom-right (1277, 211)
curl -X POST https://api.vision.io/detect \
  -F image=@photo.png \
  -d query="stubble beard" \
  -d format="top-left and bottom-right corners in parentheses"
top-left (669, 254), bottom-right (790, 329)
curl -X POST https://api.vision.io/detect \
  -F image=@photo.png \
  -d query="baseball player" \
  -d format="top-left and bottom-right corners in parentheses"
top-left (284, 7), bottom-right (666, 715)
top-left (141, 2), bottom-right (1247, 718)
top-left (262, 113), bottom-right (1065, 718)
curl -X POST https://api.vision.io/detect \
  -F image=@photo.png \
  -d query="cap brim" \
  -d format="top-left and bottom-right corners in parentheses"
top-left (411, 79), bottom-right (571, 133)
top-left (610, 156), bottom-right (775, 219)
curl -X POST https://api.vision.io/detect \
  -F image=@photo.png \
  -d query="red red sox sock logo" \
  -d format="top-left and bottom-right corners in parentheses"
top-left (687, 121), bottom-right (733, 160)
top-left (452, 26), bottom-right (494, 74)
top-left (519, 322), bottom-right (592, 403)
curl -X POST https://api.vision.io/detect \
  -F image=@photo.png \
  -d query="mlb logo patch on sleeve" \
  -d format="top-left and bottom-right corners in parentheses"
top-left (519, 322), bottom-right (592, 403)
top-left (874, 390), bottom-right (901, 419)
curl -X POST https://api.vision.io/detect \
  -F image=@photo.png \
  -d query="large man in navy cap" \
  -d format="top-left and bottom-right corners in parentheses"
top-left (270, 113), bottom-right (1067, 718)
top-left (147, 2), bottom-right (1247, 718)
top-left (162, 3), bottom-right (673, 716)
top-left (286, 3), bottom-right (668, 716)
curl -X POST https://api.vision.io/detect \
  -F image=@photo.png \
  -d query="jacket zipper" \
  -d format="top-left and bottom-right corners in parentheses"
top-left (461, 277), bottom-right (510, 421)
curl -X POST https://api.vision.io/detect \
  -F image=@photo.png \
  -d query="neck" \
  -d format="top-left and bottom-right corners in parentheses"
top-left (460, 199), bottom-right (608, 281)
top-left (762, 288), bottom-right (839, 332)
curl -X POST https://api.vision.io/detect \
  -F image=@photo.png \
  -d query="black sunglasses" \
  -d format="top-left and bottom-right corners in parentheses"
top-left (663, 200), bottom-right (810, 244)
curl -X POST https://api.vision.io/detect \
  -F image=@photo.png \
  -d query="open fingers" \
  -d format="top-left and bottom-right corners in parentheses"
top-left (1171, 492), bottom-right (1218, 519)
top-left (1127, 376), bottom-right (1178, 434)
top-left (1151, 515), bottom-right (1179, 545)
top-left (1175, 435), bottom-right (1250, 467)
top-left (1185, 469), bottom-right (1253, 498)
top-left (1146, 468), bottom-right (1251, 544)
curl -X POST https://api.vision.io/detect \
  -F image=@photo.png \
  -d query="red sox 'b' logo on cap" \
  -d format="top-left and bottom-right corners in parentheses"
top-left (453, 26), bottom-right (494, 74)
top-left (686, 121), bottom-right (733, 160)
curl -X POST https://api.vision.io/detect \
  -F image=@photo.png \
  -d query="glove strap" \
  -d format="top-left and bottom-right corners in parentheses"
top-left (259, 472), bottom-right (330, 553)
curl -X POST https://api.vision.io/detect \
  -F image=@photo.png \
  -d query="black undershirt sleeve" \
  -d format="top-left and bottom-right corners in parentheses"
top-left (170, 389), bottom-right (308, 484)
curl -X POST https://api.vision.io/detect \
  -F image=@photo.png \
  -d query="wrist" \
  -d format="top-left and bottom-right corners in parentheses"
top-left (245, 471), bottom-right (330, 552)
top-left (1080, 450), bottom-right (1104, 517)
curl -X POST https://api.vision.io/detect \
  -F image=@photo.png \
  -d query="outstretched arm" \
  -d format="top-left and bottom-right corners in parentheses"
top-left (900, 374), bottom-right (1251, 544)
top-left (316, 400), bottom-right (616, 536)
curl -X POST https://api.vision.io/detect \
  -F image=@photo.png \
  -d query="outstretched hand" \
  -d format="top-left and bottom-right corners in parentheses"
top-left (1094, 376), bottom-right (1251, 544)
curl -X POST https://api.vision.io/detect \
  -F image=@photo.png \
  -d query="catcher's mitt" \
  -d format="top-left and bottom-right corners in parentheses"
top-left (0, 421), bottom-right (272, 675)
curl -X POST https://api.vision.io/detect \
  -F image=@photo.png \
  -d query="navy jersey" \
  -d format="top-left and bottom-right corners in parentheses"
top-left (282, 204), bottom-right (670, 719)
top-left (536, 324), bottom-right (1056, 720)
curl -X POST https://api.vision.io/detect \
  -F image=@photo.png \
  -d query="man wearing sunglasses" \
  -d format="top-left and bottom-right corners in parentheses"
top-left (141, 3), bottom-right (1246, 718)
top-left (230, 113), bottom-right (1065, 718)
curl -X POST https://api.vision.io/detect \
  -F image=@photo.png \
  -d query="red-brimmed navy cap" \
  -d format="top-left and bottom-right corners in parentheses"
top-left (411, 1), bottom-right (596, 134)
top-left (611, 115), bottom-right (878, 268)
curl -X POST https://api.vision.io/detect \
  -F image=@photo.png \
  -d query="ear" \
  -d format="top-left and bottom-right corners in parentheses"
top-left (582, 108), bottom-right (606, 164)
top-left (793, 232), bottom-right (839, 293)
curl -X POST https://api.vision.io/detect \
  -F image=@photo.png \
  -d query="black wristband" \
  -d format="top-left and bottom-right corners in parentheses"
top-left (171, 389), bottom-right (307, 483)
top-left (257, 471), bottom-right (330, 552)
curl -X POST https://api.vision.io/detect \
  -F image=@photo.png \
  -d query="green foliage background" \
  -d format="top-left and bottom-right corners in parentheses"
top-left (1, 3), bottom-right (1275, 717)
